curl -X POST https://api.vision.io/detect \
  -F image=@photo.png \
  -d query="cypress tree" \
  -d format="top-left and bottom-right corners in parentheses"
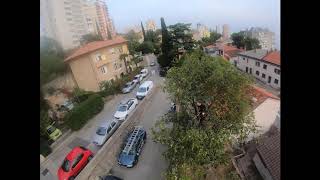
top-left (141, 21), bottom-right (146, 41)
top-left (159, 17), bottom-right (173, 67)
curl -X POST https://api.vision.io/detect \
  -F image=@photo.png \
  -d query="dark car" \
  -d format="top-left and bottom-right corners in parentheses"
top-left (118, 126), bottom-right (146, 168)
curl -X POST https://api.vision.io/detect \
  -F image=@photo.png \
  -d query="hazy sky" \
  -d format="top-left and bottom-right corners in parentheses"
top-left (107, 0), bottom-right (280, 49)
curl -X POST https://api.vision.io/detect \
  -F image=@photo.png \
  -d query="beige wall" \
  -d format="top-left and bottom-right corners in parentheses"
top-left (69, 56), bottom-right (100, 92)
top-left (67, 43), bottom-right (130, 92)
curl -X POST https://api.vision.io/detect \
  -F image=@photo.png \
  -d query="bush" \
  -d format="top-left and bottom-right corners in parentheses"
top-left (71, 88), bottom-right (95, 103)
top-left (64, 94), bottom-right (104, 130)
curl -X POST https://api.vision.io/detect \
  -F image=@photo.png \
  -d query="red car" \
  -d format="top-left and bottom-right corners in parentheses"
top-left (58, 146), bottom-right (93, 180)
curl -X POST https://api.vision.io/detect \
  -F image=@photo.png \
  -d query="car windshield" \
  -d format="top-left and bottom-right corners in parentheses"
top-left (118, 105), bottom-right (127, 112)
top-left (134, 76), bottom-right (139, 80)
top-left (124, 83), bottom-right (131, 88)
top-left (138, 87), bottom-right (146, 93)
top-left (96, 127), bottom-right (107, 136)
top-left (61, 159), bottom-right (70, 172)
top-left (47, 126), bottom-right (56, 134)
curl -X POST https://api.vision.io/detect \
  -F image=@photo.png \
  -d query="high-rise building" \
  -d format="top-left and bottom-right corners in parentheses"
top-left (145, 20), bottom-right (156, 31)
top-left (215, 25), bottom-right (222, 34)
top-left (245, 27), bottom-right (275, 50)
top-left (40, 0), bottom-right (117, 50)
top-left (193, 23), bottom-right (210, 41)
top-left (222, 24), bottom-right (230, 39)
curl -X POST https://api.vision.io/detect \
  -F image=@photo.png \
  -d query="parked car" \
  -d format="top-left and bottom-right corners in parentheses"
top-left (122, 81), bottom-right (137, 94)
top-left (140, 68), bottom-right (149, 78)
top-left (99, 175), bottom-right (123, 180)
top-left (118, 126), bottom-right (146, 168)
top-left (136, 81), bottom-right (154, 100)
top-left (114, 98), bottom-right (138, 120)
top-left (150, 61), bottom-right (155, 66)
top-left (61, 100), bottom-right (74, 111)
top-left (46, 124), bottom-right (62, 141)
top-left (58, 146), bottom-right (93, 180)
top-left (159, 67), bottom-right (169, 77)
top-left (133, 74), bottom-right (143, 83)
top-left (92, 120), bottom-right (121, 146)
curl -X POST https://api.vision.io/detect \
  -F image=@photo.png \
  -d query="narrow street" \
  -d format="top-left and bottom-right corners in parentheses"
top-left (41, 55), bottom-right (169, 180)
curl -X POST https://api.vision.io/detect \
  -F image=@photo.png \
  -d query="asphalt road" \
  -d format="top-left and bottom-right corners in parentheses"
top-left (109, 76), bottom-right (170, 180)
top-left (41, 54), bottom-right (169, 180)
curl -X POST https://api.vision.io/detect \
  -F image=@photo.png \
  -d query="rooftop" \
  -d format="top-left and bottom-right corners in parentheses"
top-left (65, 36), bottom-right (127, 62)
top-left (247, 85), bottom-right (279, 109)
top-left (256, 130), bottom-right (280, 180)
top-left (238, 49), bottom-right (280, 66)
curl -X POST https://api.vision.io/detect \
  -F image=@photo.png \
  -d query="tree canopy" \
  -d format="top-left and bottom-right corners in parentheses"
top-left (80, 33), bottom-right (103, 45)
top-left (124, 30), bottom-right (142, 55)
top-left (231, 32), bottom-right (261, 50)
top-left (152, 50), bottom-right (256, 179)
top-left (200, 32), bottom-right (222, 47)
top-left (159, 17), bottom-right (174, 67)
top-left (137, 41), bottom-right (154, 54)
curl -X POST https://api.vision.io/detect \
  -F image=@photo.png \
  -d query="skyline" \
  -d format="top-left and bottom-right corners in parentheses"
top-left (107, 0), bottom-right (280, 49)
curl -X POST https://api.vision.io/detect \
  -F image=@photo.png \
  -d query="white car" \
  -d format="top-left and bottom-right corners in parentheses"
top-left (133, 74), bottom-right (143, 83)
top-left (114, 98), bottom-right (139, 120)
top-left (92, 120), bottom-right (121, 146)
top-left (140, 68), bottom-right (149, 78)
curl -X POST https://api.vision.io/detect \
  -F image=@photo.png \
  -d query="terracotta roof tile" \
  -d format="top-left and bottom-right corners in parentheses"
top-left (262, 51), bottom-right (280, 66)
top-left (256, 131), bottom-right (280, 180)
top-left (65, 36), bottom-right (127, 62)
top-left (247, 85), bottom-right (279, 108)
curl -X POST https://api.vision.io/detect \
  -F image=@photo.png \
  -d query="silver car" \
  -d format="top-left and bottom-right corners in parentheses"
top-left (92, 120), bottom-right (121, 146)
top-left (122, 81), bottom-right (137, 93)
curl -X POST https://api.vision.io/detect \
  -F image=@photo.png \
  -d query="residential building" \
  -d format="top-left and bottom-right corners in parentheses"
top-left (64, 36), bottom-right (129, 92)
top-left (192, 23), bottom-right (210, 41)
top-left (222, 24), bottom-right (230, 40)
top-left (245, 27), bottom-right (275, 50)
top-left (215, 25), bottom-right (222, 34)
top-left (40, 0), bottom-right (117, 50)
top-left (203, 44), bottom-right (243, 62)
top-left (233, 49), bottom-right (280, 89)
top-left (40, 0), bottom-right (88, 50)
top-left (145, 19), bottom-right (157, 31)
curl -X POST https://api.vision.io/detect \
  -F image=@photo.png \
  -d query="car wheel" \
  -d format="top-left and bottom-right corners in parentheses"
top-left (69, 177), bottom-right (75, 180)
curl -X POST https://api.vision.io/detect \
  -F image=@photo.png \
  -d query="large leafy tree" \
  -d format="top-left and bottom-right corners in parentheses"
top-left (137, 41), bottom-right (154, 54)
top-left (145, 30), bottom-right (161, 54)
top-left (168, 23), bottom-right (195, 58)
top-left (124, 30), bottom-right (142, 55)
top-left (231, 32), bottom-right (261, 50)
top-left (199, 31), bottom-right (222, 47)
top-left (152, 50), bottom-right (256, 179)
top-left (159, 17), bottom-right (174, 67)
top-left (80, 33), bottom-right (103, 45)
top-left (119, 53), bottom-right (129, 73)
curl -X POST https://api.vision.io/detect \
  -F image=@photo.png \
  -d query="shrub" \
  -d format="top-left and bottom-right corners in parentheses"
top-left (64, 94), bottom-right (104, 130)
top-left (71, 88), bottom-right (95, 103)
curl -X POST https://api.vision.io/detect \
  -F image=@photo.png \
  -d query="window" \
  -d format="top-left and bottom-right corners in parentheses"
top-left (255, 61), bottom-right (260, 67)
top-left (262, 73), bottom-right (266, 78)
top-left (106, 126), bottom-right (112, 133)
top-left (100, 66), bottom-right (107, 74)
top-left (72, 153), bottom-right (84, 168)
top-left (117, 47), bottom-right (123, 53)
top-left (268, 76), bottom-right (272, 83)
top-left (249, 68), bottom-right (252, 74)
top-left (274, 68), bottom-right (280, 75)
top-left (95, 53), bottom-right (102, 62)
top-left (263, 64), bottom-right (267, 69)
top-left (243, 57), bottom-right (245, 60)
top-left (256, 71), bottom-right (260, 76)
top-left (246, 67), bottom-right (248, 73)
top-left (274, 79), bottom-right (279, 84)
top-left (111, 121), bottom-right (116, 127)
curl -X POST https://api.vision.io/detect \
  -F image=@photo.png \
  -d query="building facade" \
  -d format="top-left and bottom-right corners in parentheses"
top-left (64, 37), bottom-right (129, 92)
top-left (40, 0), bottom-right (117, 50)
top-left (232, 49), bottom-right (280, 89)
top-left (145, 20), bottom-right (156, 31)
top-left (245, 27), bottom-right (275, 50)
top-left (222, 24), bottom-right (230, 39)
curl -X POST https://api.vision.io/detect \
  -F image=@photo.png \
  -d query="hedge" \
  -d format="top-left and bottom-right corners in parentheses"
top-left (64, 94), bottom-right (104, 130)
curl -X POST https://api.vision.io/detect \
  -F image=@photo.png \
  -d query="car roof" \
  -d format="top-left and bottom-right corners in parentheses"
top-left (66, 147), bottom-right (83, 161)
top-left (139, 81), bottom-right (153, 88)
top-left (99, 121), bottom-right (111, 128)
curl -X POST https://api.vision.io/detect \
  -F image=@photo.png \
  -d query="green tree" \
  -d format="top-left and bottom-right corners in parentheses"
top-left (137, 41), bottom-right (154, 54)
top-left (168, 23), bottom-right (195, 56)
top-left (80, 33), bottom-right (103, 45)
top-left (40, 36), bottom-right (64, 58)
top-left (141, 21), bottom-right (146, 40)
top-left (152, 50), bottom-right (256, 179)
top-left (119, 53), bottom-right (130, 73)
top-left (124, 30), bottom-right (142, 55)
top-left (231, 32), bottom-right (261, 50)
top-left (40, 90), bottom-right (50, 138)
top-left (159, 17), bottom-right (174, 67)
top-left (40, 53), bottom-right (68, 85)
top-left (145, 30), bottom-right (161, 54)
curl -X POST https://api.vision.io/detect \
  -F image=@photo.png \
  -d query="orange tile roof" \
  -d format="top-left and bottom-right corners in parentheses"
top-left (262, 51), bottom-right (280, 65)
top-left (204, 44), bottom-right (216, 49)
top-left (65, 36), bottom-right (127, 62)
top-left (247, 85), bottom-right (279, 108)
